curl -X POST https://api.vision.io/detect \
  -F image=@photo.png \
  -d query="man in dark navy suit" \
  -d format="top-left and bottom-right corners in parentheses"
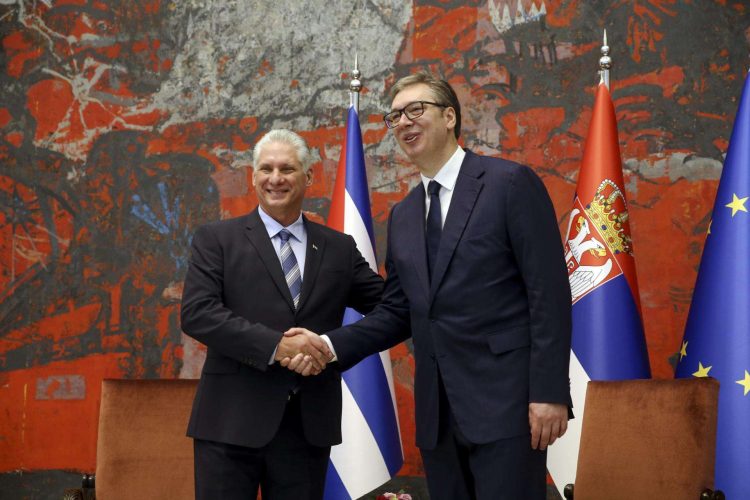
top-left (286, 73), bottom-right (572, 499)
top-left (180, 129), bottom-right (383, 500)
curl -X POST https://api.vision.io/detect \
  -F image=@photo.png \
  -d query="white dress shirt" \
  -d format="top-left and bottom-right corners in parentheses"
top-left (421, 146), bottom-right (465, 226)
top-left (258, 205), bottom-right (307, 280)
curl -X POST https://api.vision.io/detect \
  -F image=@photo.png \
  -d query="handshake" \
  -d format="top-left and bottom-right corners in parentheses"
top-left (273, 327), bottom-right (332, 376)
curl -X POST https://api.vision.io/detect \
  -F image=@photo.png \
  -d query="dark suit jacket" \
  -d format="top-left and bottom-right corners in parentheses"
top-left (180, 209), bottom-right (383, 448)
top-left (327, 150), bottom-right (572, 450)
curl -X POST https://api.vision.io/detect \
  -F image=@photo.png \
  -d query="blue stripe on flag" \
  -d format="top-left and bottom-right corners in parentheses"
top-left (571, 275), bottom-right (650, 380)
top-left (340, 308), bottom-right (403, 475)
top-left (344, 106), bottom-right (375, 243)
top-left (323, 460), bottom-right (350, 500)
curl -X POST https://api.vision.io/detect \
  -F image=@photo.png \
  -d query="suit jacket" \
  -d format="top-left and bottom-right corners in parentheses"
top-left (180, 209), bottom-right (383, 448)
top-left (327, 150), bottom-right (572, 450)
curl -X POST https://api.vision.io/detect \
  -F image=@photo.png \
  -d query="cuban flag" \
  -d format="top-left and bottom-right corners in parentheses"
top-left (674, 71), bottom-right (750, 499)
top-left (323, 105), bottom-right (404, 499)
top-left (547, 82), bottom-right (651, 497)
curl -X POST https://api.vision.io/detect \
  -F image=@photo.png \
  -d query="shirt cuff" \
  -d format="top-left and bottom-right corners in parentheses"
top-left (320, 334), bottom-right (338, 362)
top-left (268, 345), bottom-right (278, 365)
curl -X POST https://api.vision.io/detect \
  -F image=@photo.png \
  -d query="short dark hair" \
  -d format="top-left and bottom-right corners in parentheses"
top-left (389, 72), bottom-right (461, 139)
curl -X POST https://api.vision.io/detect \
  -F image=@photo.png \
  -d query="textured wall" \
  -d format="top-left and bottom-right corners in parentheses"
top-left (1, 0), bottom-right (749, 497)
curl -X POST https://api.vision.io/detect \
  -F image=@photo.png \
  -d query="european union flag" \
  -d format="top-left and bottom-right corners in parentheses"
top-left (675, 71), bottom-right (750, 498)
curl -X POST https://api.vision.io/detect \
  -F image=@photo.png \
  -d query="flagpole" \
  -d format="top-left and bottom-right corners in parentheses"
top-left (599, 29), bottom-right (611, 89)
top-left (350, 54), bottom-right (361, 112)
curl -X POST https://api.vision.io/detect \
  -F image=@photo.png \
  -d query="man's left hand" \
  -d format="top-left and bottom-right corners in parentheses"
top-left (281, 352), bottom-right (321, 376)
top-left (529, 402), bottom-right (568, 450)
top-left (279, 327), bottom-right (333, 376)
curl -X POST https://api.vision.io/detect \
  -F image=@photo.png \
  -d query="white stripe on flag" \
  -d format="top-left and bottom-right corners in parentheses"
top-left (344, 192), bottom-right (377, 272)
top-left (330, 378), bottom-right (391, 498)
top-left (546, 350), bottom-right (590, 498)
top-left (343, 190), bottom-right (403, 450)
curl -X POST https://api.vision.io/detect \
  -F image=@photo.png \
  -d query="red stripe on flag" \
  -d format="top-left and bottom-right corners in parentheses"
top-left (327, 128), bottom-right (347, 232)
top-left (577, 85), bottom-right (624, 201)
top-left (576, 84), bottom-right (642, 314)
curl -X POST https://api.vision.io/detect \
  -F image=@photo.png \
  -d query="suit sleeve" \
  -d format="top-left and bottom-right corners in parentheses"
top-left (344, 235), bottom-right (384, 315)
top-left (327, 210), bottom-right (411, 370)
top-left (180, 224), bottom-right (282, 371)
top-left (507, 166), bottom-right (573, 407)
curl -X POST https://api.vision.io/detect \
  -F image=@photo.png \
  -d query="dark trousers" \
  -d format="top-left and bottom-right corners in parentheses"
top-left (193, 395), bottom-right (330, 500)
top-left (420, 375), bottom-right (547, 500)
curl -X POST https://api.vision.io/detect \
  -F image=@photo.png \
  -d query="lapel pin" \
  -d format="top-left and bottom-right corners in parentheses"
top-left (312, 244), bottom-right (318, 251)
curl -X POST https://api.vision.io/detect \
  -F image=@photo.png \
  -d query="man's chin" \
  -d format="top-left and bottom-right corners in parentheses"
top-left (398, 142), bottom-right (423, 161)
top-left (264, 195), bottom-right (290, 204)
top-left (403, 148), bottom-right (426, 165)
top-left (259, 198), bottom-right (290, 212)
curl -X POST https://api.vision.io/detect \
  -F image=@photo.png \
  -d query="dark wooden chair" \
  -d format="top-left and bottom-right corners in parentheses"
top-left (563, 378), bottom-right (724, 500)
top-left (63, 379), bottom-right (198, 500)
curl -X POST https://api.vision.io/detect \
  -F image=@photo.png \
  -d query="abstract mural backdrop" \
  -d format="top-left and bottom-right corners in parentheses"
top-left (1, 0), bottom-right (748, 497)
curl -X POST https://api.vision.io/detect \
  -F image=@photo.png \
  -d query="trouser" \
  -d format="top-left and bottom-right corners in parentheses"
top-left (420, 374), bottom-right (547, 500)
top-left (194, 394), bottom-right (330, 500)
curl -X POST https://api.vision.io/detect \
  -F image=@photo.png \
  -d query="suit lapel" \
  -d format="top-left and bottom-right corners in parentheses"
top-left (403, 186), bottom-right (431, 298)
top-left (244, 210), bottom-right (296, 312)
top-left (430, 152), bottom-right (484, 301)
top-left (297, 217), bottom-right (325, 313)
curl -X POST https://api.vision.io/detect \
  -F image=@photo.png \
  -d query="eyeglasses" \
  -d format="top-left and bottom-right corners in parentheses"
top-left (383, 101), bottom-right (448, 129)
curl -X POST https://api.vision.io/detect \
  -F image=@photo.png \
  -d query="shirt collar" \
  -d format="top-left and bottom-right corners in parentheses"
top-left (420, 146), bottom-right (465, 193)
top-left (258, 205), bottom-right (305, 241)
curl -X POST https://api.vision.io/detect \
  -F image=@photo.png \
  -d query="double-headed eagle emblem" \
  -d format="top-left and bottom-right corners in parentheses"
top-left (565, 179), bottom-right (632, 302)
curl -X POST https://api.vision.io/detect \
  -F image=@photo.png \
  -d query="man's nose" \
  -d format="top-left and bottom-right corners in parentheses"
top-left (397, 113), bottom-right (414, 127)
top-left (269, 169), bottom-right (284, 182)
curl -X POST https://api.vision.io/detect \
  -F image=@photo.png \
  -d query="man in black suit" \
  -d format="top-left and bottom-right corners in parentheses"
top-left (286, 73), bottom-right (572, 499)
top-left (180, 129), bottom-right (383, 500)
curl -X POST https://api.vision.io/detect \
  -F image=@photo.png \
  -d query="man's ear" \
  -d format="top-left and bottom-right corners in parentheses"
top-left (444, 106), bottom-right (457, 133)
top-left (250, 167), bottom-right (257, 187)
top-left (305, 167), bottom-right (313, 186)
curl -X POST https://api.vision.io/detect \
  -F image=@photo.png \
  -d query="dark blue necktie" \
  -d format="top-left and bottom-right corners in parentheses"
top-left (426, 180), bottom-right (442, 277)
top-left (278, 229), bottom-right (302, 309)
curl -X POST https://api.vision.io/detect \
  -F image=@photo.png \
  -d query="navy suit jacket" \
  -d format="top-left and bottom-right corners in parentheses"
top-left (327, 150), bottom-right (572, 450)
top-left (180, 209), bottom-right (383, 448)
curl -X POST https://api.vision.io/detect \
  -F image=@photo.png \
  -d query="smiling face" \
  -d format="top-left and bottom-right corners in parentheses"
top-left (390, 83), bottom-right (458, 176)
top-left (252, 141), bottom-right (313, 226)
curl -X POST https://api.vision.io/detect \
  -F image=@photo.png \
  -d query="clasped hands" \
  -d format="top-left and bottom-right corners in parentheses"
top-left (274, 328), bottom-right (331, 376)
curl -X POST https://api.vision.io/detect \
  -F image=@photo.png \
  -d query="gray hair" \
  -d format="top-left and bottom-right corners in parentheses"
top-left (252, 129), bottom-right (312, 171)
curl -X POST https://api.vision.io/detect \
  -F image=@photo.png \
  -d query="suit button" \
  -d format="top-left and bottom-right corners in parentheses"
top-left (429, 318), bottom-right (435, 323)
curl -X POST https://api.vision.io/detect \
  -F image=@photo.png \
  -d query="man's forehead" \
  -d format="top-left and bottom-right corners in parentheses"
top-left (257, 142), bottom-right (301, 164)
top-left (391, 83), bottom-right (434, 109)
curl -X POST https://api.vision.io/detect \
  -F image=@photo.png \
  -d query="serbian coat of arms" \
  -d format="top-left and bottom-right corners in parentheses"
top-left (564, 179), bottom-right (633, 304)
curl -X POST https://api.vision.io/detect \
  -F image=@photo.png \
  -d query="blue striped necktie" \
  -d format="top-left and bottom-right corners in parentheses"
top-left (278, 229), bottom-right (302, 309)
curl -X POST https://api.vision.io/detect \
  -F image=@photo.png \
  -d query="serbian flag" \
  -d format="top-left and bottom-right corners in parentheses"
top-left (675, 71), bottom-right (750, 498)
top-left (547, 83), bottom-right (651, 496)
top-left (323, 105), bottom-right (404, 499)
